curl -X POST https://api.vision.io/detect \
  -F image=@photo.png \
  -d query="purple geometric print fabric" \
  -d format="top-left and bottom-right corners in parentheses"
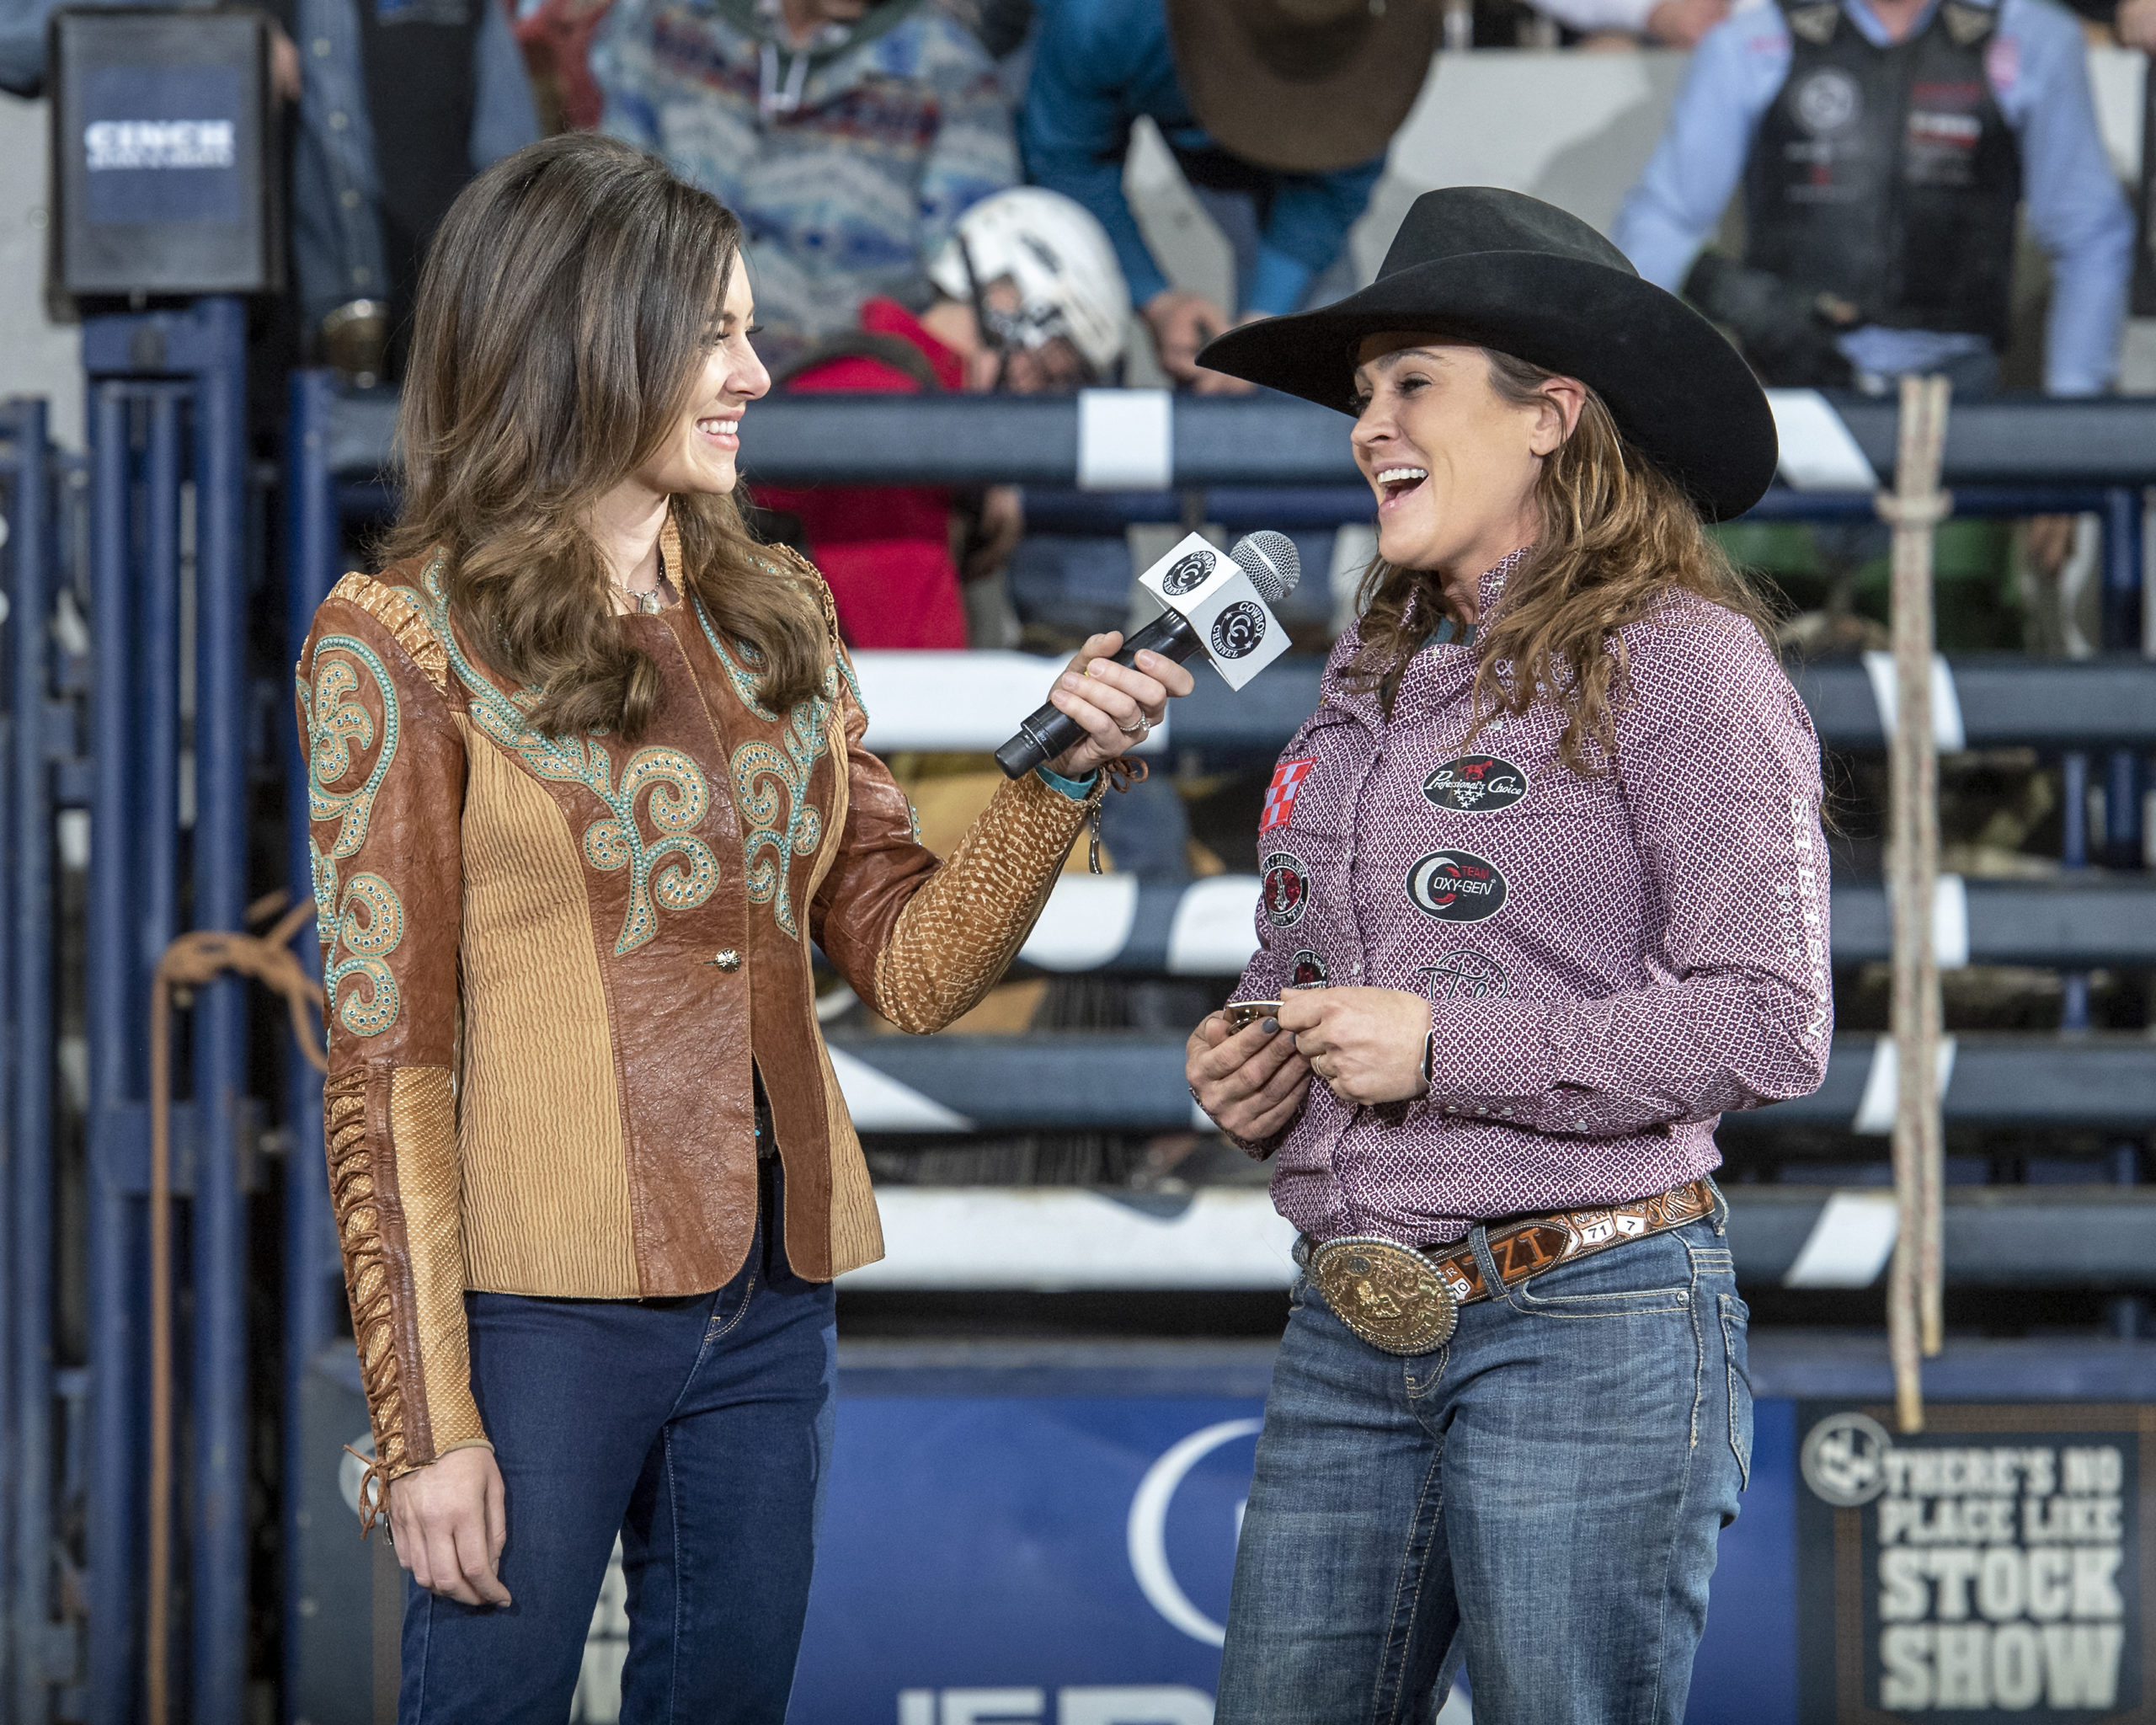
top-left (1235, 549), bottom-right (1833, 1247)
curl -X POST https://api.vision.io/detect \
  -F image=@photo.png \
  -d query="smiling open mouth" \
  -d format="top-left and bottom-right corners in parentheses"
top-left (698, 415), bottom-right (740, 441)
top-left (1375, 466), bottom-right (1428, 502)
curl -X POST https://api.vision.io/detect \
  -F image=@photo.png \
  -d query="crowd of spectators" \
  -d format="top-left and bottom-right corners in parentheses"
top-left (3, 0), bottom-right (2143, 664)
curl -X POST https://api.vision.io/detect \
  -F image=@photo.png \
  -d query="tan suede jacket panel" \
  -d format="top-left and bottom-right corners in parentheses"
top-left (297, 546), bottom-right (1101, 1488)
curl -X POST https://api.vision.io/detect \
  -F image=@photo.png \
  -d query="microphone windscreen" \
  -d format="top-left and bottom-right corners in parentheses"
top-left (1231, 531), bottom-right (1301, 606)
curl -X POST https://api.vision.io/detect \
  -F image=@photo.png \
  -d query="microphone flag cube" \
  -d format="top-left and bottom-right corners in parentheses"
top-left (1135, 532), bottom-right (1292, 692)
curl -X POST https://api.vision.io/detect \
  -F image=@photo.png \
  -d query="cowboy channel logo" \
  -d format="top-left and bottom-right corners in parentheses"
top-left (1291, 949), bottom-right (1327, 986)
top-left (1795, 1402), bottom-right (2150, 1721)
top-left (1160, 549), bottom-right (1217, 595)
top-left (1261, 852), bottom-right (1310, 927)
top-left (1209, 601), bottom-right (1267, 660)
top-left (1405, 851), bottom-right (1507, 923)
top-left (1422, 755), bottom-right (1528, 813)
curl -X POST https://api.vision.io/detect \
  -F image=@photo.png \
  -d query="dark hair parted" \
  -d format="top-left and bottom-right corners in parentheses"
top-left (1348, 347), bottom-right (1781, 775)
top-left (384, 133), bottom-right (825, 740)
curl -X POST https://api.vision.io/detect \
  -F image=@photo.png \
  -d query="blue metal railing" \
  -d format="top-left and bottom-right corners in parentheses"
top-left (79, 299), bottom-right (257, 1725)
top-left (5, 397), bottom-right (61, 1723)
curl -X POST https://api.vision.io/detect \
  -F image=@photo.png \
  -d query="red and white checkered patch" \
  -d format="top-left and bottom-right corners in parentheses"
top-left (1260, 758), bottom-right (1315, 832)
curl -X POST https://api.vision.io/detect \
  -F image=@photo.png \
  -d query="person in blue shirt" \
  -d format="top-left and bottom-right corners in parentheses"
top-left (1614, 0), bottom-right (2132, 397)
top-left (1021, 0), bottom-right (1438, 393)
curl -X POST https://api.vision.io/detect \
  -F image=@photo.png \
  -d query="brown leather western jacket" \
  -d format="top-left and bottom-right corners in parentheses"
top-left (296, 543), bottom-right (1102, 1491)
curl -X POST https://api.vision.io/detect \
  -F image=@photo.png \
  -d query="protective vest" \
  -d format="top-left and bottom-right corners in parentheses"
top-left (1742, 0), bottom-right (2021, 344)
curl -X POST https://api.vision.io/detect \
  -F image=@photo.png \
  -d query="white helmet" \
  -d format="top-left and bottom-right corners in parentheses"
top-left (929, 188), bottom-right (1131, 382)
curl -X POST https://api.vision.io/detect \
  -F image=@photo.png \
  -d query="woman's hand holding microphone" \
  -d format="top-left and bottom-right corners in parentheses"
top-left (1040, 633), bottom-right (1195, 779)
top-left (1187, 986), bottom-right (1435, 1146)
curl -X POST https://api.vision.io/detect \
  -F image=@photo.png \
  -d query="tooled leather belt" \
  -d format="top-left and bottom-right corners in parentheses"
top-left (1295, 1178), bottom-right (1720, 1356)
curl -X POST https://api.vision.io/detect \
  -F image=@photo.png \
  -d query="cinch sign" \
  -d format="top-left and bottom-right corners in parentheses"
top-left (1797, 1403), bottom-right (2156, 1722)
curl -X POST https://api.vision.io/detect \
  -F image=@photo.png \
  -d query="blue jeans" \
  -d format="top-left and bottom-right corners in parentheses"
top-left (1216, 1215), bottom-right (1750, 1725)
top-left (398, 1161), bottom-right (837, 1724)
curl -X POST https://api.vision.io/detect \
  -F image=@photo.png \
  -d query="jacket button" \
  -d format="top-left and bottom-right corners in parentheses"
top-left (711, 949), bottom-right (742, 972)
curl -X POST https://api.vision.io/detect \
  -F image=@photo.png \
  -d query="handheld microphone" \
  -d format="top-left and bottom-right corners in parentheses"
top-left (995, 530), bottom-right (1302, 779)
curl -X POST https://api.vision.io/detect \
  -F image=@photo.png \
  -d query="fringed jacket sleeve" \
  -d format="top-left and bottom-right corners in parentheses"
top-left (297, 575), bottom-right (486, 1520)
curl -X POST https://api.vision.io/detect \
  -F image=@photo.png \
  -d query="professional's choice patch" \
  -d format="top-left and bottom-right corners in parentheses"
top-left (1209, 601), bottom-right (1267, 660)
top-left (1422, 755), bottom-right (1528, 813)
top-left (1260, 851), bottom-right (1310, 927)
top-left (1406, 850), bottom-right (1508, 923)
top-left (1160, 548), bottom-right (1216, 595)
top-left (1419, 949), bottom-right (1508, 999)
top-left (1290, 949), bottom-right (1327, 986)
top-left (1260, 758), bottom-right (1315, 832)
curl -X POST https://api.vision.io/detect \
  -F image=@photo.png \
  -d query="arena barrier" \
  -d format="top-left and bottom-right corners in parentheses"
top-left (1, 370), bottom-right (2149, 1722)
top-left (997, 871), bottom-right (2156, 977)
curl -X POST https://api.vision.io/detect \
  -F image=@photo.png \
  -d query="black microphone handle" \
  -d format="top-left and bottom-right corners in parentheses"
top-left (993, 609), bottom-right (1202, 779)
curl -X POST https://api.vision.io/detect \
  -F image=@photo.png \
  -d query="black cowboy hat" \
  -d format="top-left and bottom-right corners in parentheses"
top-left (1194, 187), bottom-right (1779, 521)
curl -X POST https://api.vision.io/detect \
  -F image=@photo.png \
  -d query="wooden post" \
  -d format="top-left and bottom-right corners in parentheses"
top-left (1879, 374), bottom-right (1952, 1434)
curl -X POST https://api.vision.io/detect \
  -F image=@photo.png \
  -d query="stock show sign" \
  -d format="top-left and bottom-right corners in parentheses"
top-left (1799, 1403), bottom-right (2156, 1722)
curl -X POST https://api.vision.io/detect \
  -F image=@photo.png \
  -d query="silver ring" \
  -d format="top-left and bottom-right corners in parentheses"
top-left (1118, 714), bottom-right (1148, 736)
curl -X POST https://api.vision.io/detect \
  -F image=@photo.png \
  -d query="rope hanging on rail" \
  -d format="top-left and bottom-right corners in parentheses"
top-left (1879, 374), bottom-right (1952, 1435)
top-left (146, 889), bottom-right (326, 1725)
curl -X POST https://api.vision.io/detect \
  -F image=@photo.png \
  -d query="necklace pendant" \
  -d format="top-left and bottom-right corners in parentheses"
top-left (637, 590), bottom-right (662, 615)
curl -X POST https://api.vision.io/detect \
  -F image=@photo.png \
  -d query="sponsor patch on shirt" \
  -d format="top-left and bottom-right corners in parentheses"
top-left (1261, 850), bottom-right (1310, 927)
top-left (1422, 755), bottom-right (1528, 813)
top-left (1260, 758), bottom-right (1315, 832)
top-left (1419, 949), bottom-right (1508, 999)
top-left (1406, 850), bottom-right (1508, 923)
top-left (1290, 948), bottom-right (1327, 986)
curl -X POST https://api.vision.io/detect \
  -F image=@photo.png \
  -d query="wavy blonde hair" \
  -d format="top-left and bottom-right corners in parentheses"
top-left (384, 134), bottom-right (825, 741)
top-left (1346, 348), bottom-right (1780, 775)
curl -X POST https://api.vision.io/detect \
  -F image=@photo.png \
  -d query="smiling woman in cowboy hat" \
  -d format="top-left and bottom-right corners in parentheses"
top-left (1185, 188), bottom-right (1828, 1721)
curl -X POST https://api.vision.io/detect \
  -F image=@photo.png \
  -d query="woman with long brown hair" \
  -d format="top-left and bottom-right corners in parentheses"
top-left (1184, 189), bottom-right (1829, 1721)
top-left (296, 132), bottom-right (1190, 1722)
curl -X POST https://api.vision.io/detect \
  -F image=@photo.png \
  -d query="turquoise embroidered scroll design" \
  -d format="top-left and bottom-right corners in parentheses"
top-left (324, 873), bottom-right (404, 1038)
top-left (693, 599), bottom-right (833, 938)
top-left (416, 557), bottom-right (718, 955)
top-left (301, 636), bottom-right (405, 1036)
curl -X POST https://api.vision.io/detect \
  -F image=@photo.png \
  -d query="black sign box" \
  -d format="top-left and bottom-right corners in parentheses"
top-left (1797, 1402), bottom-right (2156, 1722)
top-left (47, 8), bottom-right (282, 302)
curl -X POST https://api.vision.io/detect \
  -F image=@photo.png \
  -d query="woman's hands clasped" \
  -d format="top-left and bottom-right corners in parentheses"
top-left (1042, 633), bottom-right (1196, 780)
top-left (1187, 986), bottom-right (1438, 1147)
top-left (1280, 987), bottom-right (1434, 1108)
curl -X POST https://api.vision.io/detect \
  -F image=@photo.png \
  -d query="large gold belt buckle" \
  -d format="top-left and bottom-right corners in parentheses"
top-left (1307, 1236), bottom-right (1459, 1356)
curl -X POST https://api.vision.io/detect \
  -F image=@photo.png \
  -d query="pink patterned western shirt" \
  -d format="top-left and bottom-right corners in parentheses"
top-left (1235, 549), bottom-right (1833, 1247)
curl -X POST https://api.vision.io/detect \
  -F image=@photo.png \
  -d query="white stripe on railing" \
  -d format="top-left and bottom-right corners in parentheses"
top-left (1077, 387), bottom-right (1174, 490)
top-left (1933, 873), bottom-right (1969, 970)
top-left (1861, 650), bottom-right (1967, 750)
top-left (1766, 389), bottom-right (1881, 491)
top-left (1167, 874), bottom-right (1262, 974)
top-left (841, 1187), bottom-right (1299, 1289)
top-left (826, 1045), bottom-right (973, 1132)
top-left (1019, 875), bottom-right (1140, 971)
top-left (1851, 1035), bottom-right (1959, 1135)
top-left (1781, 1190), bottom-right (1902, 1288)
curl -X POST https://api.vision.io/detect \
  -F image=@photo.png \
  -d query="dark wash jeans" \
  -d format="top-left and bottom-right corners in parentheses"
top-left (398, 1160), bottom-right (836, 1725)
top-left (1216, 1213), bottom-right (1750, 1725)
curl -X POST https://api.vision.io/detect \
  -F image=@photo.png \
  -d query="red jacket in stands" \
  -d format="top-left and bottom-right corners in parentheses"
top-left (753, 299), bottom-right (970, 651)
